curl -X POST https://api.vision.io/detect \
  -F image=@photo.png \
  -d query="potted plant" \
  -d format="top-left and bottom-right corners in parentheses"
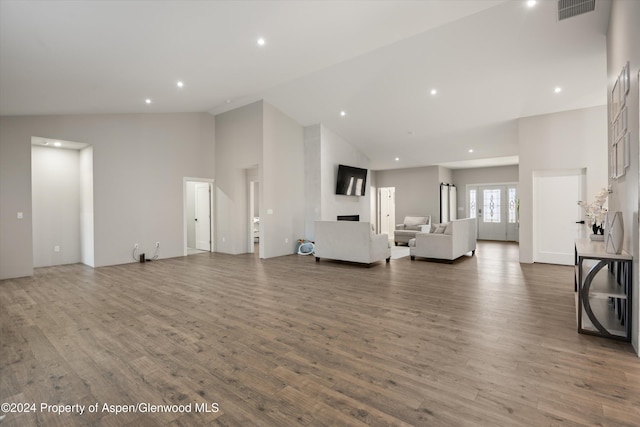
top-left (578, 188), bottom-right (608, 240)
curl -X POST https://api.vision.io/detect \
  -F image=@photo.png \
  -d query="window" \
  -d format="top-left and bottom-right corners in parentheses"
top-left (483, 189), bottom-right (501, 223)
top-left (469, 189), bottom-right (476, 219)
top-left (508, 188), bottom-right (517, 223)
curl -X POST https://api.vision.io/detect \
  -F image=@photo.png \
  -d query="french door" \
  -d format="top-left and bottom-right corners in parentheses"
top-left (468, 185), bottom-right (518, 241)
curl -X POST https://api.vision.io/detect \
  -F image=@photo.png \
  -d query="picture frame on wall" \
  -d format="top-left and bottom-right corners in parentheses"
top-left (622, 61), bottom-right (630, 95)
top-left (612, 106), bottom-right (628, 141)
top-left (610, 148), bottom-right (616, 179)
top-left (612, 131), bottom-right (630, 179)
top-left (622, 132), bottom-right (630, 169)
top-left (614, 137), bottom-right (624, 179)
top-left (611, 77), bottom-right (621, 121)
top-left (620, 105), bottom-right (628, 134)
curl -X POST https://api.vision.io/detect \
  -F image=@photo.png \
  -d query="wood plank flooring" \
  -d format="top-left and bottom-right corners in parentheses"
top-left (1, 242), bottom-right (639, 426)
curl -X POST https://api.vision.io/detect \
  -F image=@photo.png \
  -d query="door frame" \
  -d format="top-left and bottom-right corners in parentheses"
top-left (248, 179), bottom-right (260, 254)
top-left (183, 177), bottom-right (214, 255)
top-left (195, 182), bottom-right (212, 251)
top-left (377, 187), bottom-right (395, 238)
top-left (467, 181), bottom-right (519, 242)
top-left (532, 169), bottom-right (585, 265)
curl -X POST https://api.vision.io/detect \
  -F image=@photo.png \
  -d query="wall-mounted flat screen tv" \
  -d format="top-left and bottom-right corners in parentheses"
top-left (335, 164), bottom-right (367, 196)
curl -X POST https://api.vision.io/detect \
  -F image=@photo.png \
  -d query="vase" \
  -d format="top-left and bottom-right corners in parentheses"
top-left (589, 222), bottom-right (604, 240)
top-left (605, 211), bottom-right (624, 254)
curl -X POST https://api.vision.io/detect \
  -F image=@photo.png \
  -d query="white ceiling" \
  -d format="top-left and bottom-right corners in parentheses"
top-left (0, 0), bottom-right (610, 170)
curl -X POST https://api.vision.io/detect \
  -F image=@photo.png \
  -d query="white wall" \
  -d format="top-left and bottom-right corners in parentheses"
top-left (262, 102), bottom-right (305, 258)
top-left (320, 125), bottom-right (371, 224)
top-left (31, 146), bottom-right (81, 267)
top-left (303, 124), bottom-right (372, 240)
top-left (518, 106), bottom-right (608, 264)
top-left (214, 100), bottom-right (304, 258)
top-left (304, 125), bottom-right (322, 240)
top-left (253, 182), bottom-right (259, 218)
top-left (79, 145), bottom-right (94, 267)
top-left (607, 0), bottom-right (640, 354)
top-left (0, 119), bottom-right (33, 279)
top-left (452, 165), bottom-right (519, 217)
top-left (439, 166), bottom-right (453, 186)
top-left (0, 113), bottom-right (215, 279)
top-left (186, 181), bottom-right (196, 248)
top-left (373, 165), bottom-right (465, 224)
top-left (214, 101), bottom-right (262, 255)
top-left (373, 165), bottom-right (441, 223)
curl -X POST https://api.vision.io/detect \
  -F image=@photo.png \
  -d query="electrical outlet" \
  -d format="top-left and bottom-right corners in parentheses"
top-left (222, 237), bottom-right (226, 243)
top-left (134, 243), bottom-right (139, 249)
top-left (54, 246), bottom-right (60, 253)
top-left (285, 238), bottom-right (289, 244)
top-left (156, 242), bottom-right (160, 248)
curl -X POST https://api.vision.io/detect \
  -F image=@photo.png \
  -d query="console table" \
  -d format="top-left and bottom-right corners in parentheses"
top-left (574, 238), bottom-right (632, 341)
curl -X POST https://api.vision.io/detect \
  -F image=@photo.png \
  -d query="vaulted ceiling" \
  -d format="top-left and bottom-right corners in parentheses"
top-left (0, 0), bottom-right (610, 169)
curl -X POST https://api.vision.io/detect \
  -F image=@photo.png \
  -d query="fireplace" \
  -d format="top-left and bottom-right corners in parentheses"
top-left (337, 215), bottom-right (359, 221)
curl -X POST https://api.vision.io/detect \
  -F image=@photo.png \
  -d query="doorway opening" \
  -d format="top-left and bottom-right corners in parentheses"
top-left (184, 178), bottom-right (214, 256)
top-left (247, 166), bottom-right (260, 257)
top-left (31, 136), bottom-right (94, 268)
top-left (378, 187), bottom-right (395, 240)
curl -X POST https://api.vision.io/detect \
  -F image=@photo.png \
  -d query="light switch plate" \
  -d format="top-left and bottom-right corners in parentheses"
top-left (17, 212), bottom-right (23, 219)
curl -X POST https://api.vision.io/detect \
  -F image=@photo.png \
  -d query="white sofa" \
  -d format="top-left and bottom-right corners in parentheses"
top-left (409, 217), bottom-right (477, 262)
top-left (314, 221), bottom-right (391, 264)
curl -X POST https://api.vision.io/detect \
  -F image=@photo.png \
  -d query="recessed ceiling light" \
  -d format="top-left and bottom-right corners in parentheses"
top-left (395, 157), bottom-right (400, 161)
top-left (554, 86), bottom-right (562, 93)
top-left (430, 89), bottom-right (437, 95)
top-left (145, 98), bottom-right (152, 104)
top-left (176, 81), bottom-right (184, 88)
top-left (526, 0), bottom-right (537, 7)
top-left (43, 141), bottom-right (49, 146)
top-left (468, 149), bottom-right (474, 153)
top-left (53, 142), bottom-right (62, 147)
top-left (225, 99), bottom-right (232, 104)
top-left (257, 37), bottom-right (266, 46)
top-left (340, 111), bottom-right (346, 117)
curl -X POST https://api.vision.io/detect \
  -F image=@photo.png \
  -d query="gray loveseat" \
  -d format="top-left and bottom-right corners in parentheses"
top-left (394, 216), bottom-right (431, 246)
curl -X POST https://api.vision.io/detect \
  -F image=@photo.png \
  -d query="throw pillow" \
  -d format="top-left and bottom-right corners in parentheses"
top-left (443, 222), bottom-right (452, 235)
top-left (434, 225), bottom-right (447, 234)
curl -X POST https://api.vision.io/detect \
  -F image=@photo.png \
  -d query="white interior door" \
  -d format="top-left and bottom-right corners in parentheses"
top-left (533, 170), bottom-right (584, 265)
top-left (195, 183), bottom-right (211, 251)
top-left (378, 187), bottom-right (395, 238)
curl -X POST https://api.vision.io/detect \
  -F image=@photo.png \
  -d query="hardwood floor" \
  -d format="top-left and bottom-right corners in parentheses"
top-left (1, 241), bottom-right (639, 426)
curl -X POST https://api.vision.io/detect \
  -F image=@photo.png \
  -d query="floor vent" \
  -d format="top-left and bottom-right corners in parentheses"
top-left (558, 0), bottom-right (596, 21)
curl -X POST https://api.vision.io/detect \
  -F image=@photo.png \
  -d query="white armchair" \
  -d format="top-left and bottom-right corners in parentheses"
top-left (314, 221), bottom-right (391, 264)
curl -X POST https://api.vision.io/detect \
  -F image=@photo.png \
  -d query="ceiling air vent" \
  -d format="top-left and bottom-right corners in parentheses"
top-left (558, 0), bottom-right (596, 21)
